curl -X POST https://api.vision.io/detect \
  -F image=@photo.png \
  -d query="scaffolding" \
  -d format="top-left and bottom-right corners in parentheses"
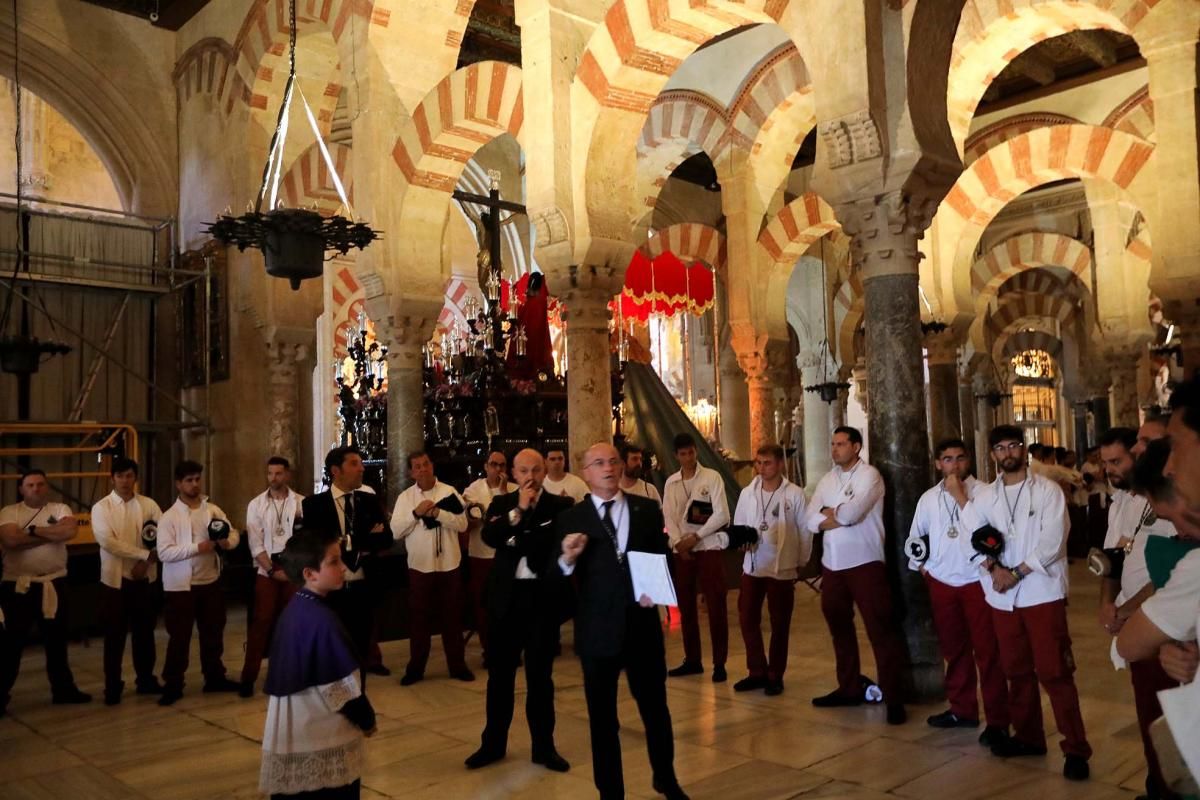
top-left (0, 194), bottom-right (213, 510)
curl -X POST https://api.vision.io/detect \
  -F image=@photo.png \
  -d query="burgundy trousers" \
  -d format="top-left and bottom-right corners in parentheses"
top-left (673, 550), bottom-right (728, 668)
top-left (1130, 657), bottom-right (1181, 799)
top-left (991, 600), bottom-right (1091, 758)
top-left (240, 574), bottom-right (298, 686)
top-left (819, 561), bottom-right (908, 704)
top-left (468, 556), bottom-right (494, 656)
top-left (101, 578), bottom-right (159, 692)
top-left (924, 575), bottom-right (1009, 726)
top-left (162, 581), bottom-right (228, 692)
top-left (737, 573), bottom-right (795, 682)
top-left (406, 568), bottom-right (467, 677)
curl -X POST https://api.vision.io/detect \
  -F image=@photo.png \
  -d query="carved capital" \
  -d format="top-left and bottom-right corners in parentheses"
top-left (729, 321), bottom-right (769, 382)
top-left (924, 330), bottom-right (960, 366)
top-left (838, 190), bottom-right (935, 281)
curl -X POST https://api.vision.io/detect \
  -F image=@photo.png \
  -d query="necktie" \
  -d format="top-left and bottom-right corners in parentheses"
top-left (343, 493), bottom-right (356, 538)
top-left (601, 500), bottom-right (624, 565)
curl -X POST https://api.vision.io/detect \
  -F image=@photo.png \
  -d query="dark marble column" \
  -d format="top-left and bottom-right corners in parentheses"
top-left (958, 375), bottom-right (977, 462)
top-left (843, 192), bottom-right (940, 702)
top-left (1090, 396), bottom-right (1112, 438)
top-left (385, 343), bottom-right (425, 501)
top-left (925, 332), bottom-right (961, 445)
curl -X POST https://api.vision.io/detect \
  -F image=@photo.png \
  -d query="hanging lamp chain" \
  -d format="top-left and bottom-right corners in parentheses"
top-left (254, 0), bottom-right (299, 213)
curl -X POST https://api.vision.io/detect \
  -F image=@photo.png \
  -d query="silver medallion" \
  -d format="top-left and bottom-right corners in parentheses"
top-left (759, 521), bottom-right (769, 532)
top-left (947, 526), bottom-right (958, 539)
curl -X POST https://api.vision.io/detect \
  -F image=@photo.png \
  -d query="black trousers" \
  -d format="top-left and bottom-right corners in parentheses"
top-left (327, 580), bottom-right (374, 684)
top-left (162, 582), bottom-right (227, 692)
top-left (581, 629), bottom-right (677, 799)
top-left (480, 582), bottom-right (558, 754)
top-left (0, 578), bottom-right (77, 703)
top-left (101, 579), bottom-right (159, 692)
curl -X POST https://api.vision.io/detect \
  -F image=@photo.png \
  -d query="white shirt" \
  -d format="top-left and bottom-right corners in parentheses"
top-left (462, 478), bottom-right (517, 559)
top-left (559, 492), bottom-right (630, 576)
top-left (907, 477), bottom-right (981, 587)
top-left (1105, 489), bottom-right (1178, 605)
top-left (663, 465), bottom-right (730, 550)
top-left (1141, 548), bottom-right (1200, 642)
top-left (246, 488), bottom-right (305, 578)
top-left (91, 491), bottom-right (161, 588)
top-left (621, 477), bottom-right (662, 506)
top-left (959, 472), bottom-right (1068, 611)
top-left (803, 460), bottom-right (886, 571)
top-left (542, 473), bottom-right (588, 504)
top-left (330, 484), bottom-right (375, 582)
top-left (390, 481), bottom-right (468, 573)
top-left (0, 501), bottom-right (73, 580)
top-left (157, 497), bottom-right (238, 591)
top-left (733, 476), bottom-right (809, 580)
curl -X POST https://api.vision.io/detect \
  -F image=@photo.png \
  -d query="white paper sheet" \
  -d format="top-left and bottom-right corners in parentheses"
top-left (627, 552), bottom-right (678, 606)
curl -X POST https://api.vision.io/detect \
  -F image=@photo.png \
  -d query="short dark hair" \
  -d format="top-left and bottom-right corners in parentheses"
top-left (1028, 443), bottom-right (1044, 457)
top-left (756, 443), bottom-right (785, 461)
top-left (18, 468), bottom-right (47, 486)
top-left (545, 447), bottom-right (566, 458)
top-left (619, 442), bottom-right (643, 461)
top-left (1142, 411), bottom-right (1170, 429)
top-left (833, 426), bottom-right (862, 446)
top-left (1131, 438), bottom-right (1174, 502)
top-left (1098, 426), bottom-right (1137, 451)
top-left (1170, 376), bottom-right (1200, 434)
top-left (280, 528), bottom-right (340, 585)
top-left (988, 425), bottom-right (1025, 449)
top-left (406, 451), bottom-right (431, 470)
top-left (174, 460), bottom-right (203, 481)
top-left (267, 456), bottom-right (290, 470)
top-left (324, 446), bottom-right (362, 473)
top-left (1054, 446), bottom-right (1068, 461)
top-left (673, 433), bottom-right (697, 452)
top-left (110, 457), bottom-right (139, 476)
top-left (934, 438), bottom-right (968, 458)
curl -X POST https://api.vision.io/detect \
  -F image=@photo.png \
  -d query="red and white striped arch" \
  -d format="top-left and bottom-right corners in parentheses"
top-left (963, 112), bottom-right (1080, 165)
top-left (996, 328), bottom-right (1065, 369)
top-left (637, 90), bottom-right (729, 208)
top-left (436, 276), bottom-right (473, 334)
top-left (280, 142), bottom-right (353, 215)
top-left (330, 262), bottom-right (365, 360)
top-left (996, 267), bottom-right (1069, 299)
top-left (971, 231), bottom-right (1092, 307)
top-left (727, 42), bottom-right (811, 153)
top-left (833, 269), bottom-right (864, 365)
top-left (939, 124), bottom-right (1154, 317)
top-left (391, 60), bottom-right (524, 192)
top-left (756, 192), bottom-right (840, 266)
top-left (986, 291), bottom-right (1078, 341)
top-left (948, 0), bottom-right (1152, 152)
top-left (1104, 85), bottom-right (1155, 143)
top-left (173, 38), bottom-right (245, 115)
top-left (643, 223), bottom-right (727, 271)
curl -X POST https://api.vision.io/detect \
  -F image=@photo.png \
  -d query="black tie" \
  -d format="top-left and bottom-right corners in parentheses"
top-left (343, 493), bottom-right (356, 537)
top-left (601, 500), bottom-right (624, 564)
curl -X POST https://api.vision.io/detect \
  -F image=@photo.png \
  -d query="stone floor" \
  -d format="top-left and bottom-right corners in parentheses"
top-left (0, 562), bottom-right (1152, 799)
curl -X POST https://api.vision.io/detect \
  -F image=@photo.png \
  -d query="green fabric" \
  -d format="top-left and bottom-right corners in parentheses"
top-left (1145, 535), bottom-right (1200, 589)
top-left (621, 361), bottom-right (741, 512)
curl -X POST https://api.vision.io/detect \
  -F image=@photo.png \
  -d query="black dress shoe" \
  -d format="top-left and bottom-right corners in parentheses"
top-left (733, 676), bottom-right (767, 692)
top-left (764, 680), bottom-right (784, 697)
top-left (667, 661), bottom-right (703, 678)
top-left (366, 664), bottom-right (392, 677)
top-left (926, 709), bottom-right (979, 728)
top-left (532, 749), bottom-right (570, 772)
top-left (811, 689), bottom-right (862, 708)
top-left (399, 672), bottom-right (424, 686)
top-left (238, 681), bottom-right (255, 699)
top-left (1063, 755), bottom-right (1090, 781)
top-left (711, 666), bottom-right (727, 683)
top-left (104, 683), bottom-right (123, 706)
top-left (202, 677), bottom-right (241, 693)
top-left (450, 668), bottom-right (476, 682)
top-left (886, 704), bottom-right (907, 725)
top-left (158, 689), bottom-right (183, 707)
top-left (51, 687), bottom-right (92, 705)
top-left (978, 725), bottom-right (1009, 748)
top-left (990, 737), bottom-right (1047, 758)
top-left (135, 679), bottom-right (164, 695)
top-left (464, 748), bottom-right (505, 769)
top-left (652, 777), bottom-right (691, 800)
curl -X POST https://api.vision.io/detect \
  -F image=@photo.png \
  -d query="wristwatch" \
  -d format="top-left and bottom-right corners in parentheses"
top-left (27, 524), bottom-right (36, 537)
top-left (1010, 567), bottom-right (1024, 581)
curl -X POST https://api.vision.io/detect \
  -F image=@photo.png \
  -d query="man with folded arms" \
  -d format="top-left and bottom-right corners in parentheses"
top-left (462, 450), bottom-right (516, 665)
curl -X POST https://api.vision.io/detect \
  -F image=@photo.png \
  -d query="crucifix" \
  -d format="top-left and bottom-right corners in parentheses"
top-left (452, 169), bottom-right (527, 311)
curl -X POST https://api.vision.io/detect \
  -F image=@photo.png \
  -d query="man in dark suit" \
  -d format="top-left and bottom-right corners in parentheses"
top-left (301, 446), bottom-right (391, 678)
top-left (465, 448), bottom-right (572, 772)
top-left (555, 442), bottom-right (688, 800)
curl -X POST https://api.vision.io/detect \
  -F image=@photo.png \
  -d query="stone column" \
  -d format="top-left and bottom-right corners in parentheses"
top-left (561, 287), bottom-right (614, 471)
top-left (841, 191), bottom-right (940, 700)
top-left (731, 324), bottom-right (775, 453)
top-left (266, 341), bottom-right (309, 467)
top-left (974, 376), bottom-right (999, 482)
top-left (718, 344), bottom-right (751, 459)
top-left (384, 341), bottom-right (425, 501)
top-left (925, 331), bottom-right (961, 445)
top-left (958, 374), bottom-right (977, 462)
top-left (799, 353), bottom-right (834, 489)
top-left (1104, 342), bottom-right (1145, 429)
top-left (1067, 394), bottom-right (1091, 453)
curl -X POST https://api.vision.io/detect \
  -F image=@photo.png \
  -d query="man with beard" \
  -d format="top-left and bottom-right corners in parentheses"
top-left (907, 440), bottom-right (1009, 743)
top-left (1097, 427), bottom-right (1180, 800)
top-left (619, 443), bottom-right (661, 506)
top-left (465, 449), bottom-right (571, 772)
top-left (946, 425), bottom-right (1091, 781)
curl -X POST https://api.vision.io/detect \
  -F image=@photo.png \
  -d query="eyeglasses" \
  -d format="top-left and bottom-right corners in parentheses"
top-left (991, 442), bottom-right (1025, 453)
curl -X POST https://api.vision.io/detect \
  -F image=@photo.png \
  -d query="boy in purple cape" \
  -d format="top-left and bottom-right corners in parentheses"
top-left (261, 529), bottom-right (377, 799)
